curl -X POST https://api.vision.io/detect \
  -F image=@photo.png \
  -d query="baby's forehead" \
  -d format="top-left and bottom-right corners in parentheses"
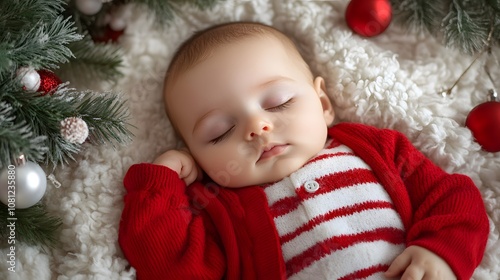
top-left (166, 36), bottom-right (306, 95)
top-left (164, 34), bottom-right (301, 96)
top-left (168, 33), bottom-right (295, 77)
top-left (164, 23), bottom-right (312, 116)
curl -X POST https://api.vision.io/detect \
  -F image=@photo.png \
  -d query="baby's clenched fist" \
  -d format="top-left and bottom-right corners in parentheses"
top-left (153, 149), bottom-right (202, 185)
top-left (385, 246), bottom-right (456, 280)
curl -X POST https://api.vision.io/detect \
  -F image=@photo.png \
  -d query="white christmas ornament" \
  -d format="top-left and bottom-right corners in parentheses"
top-left (16, 67), bottom-right (40, 91)
top-left (0, 160), bottom-right (47, 209)
top-left (60, 117), bottom-right (89, 144)
top-left (76, 0), bottom-right (103, 16)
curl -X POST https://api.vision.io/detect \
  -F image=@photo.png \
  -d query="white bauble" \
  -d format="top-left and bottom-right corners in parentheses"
top-left (0, 162), bottom-right (47, 209)
top-left (76, 0), bottom-right (103, 16)
top-left (16, 67), bottom-right (40, 91)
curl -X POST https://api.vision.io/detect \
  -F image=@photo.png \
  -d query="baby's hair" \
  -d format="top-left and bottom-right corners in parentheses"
top-left (163, 21), bottom-right (312, 138)
top-left (164, 22), bottom-right (310, 90)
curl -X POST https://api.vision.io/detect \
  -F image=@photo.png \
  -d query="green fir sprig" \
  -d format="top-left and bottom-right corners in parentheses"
top-left (76, 92), bottom-right (133, 147)
top-left (124, 0), bottom-right (220, 24)
top-left (0, 102), bottom-right (48, 166)
top-left (0, 83), bottom-right (133, 168)
top-left (0, 203), bottom-right (62, 247)
top-left (57, 37), bottom-right (123, 86)
top-left (391, 0), bottom-right (499, 54)
top-left (0, 3), bottom-right (82, 79)
top-left (0, 0), bottom-right (132, 247)
top-left (0, 0), bottom-right (220, 248)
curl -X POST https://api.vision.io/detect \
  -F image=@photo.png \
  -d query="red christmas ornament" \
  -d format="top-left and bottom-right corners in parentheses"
top-left (92, 25), bottom-right (125, 43)
top-left (345, 0), bottom-right (392, 37)
top-left (465, 90), bottom-right (500, 152)
top-left (37, 69), bottom-right (62, 95)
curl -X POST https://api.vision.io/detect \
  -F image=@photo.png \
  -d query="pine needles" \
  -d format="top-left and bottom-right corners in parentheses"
top-left (0, 0), bottom-right (132, 246)
top-left (0, 0), bottom-right (218, 248)
top-left (0, 0), bottom-right (81, 79)
top-left (0, 0), bottom-right (132, 169)
top-left (129, 0), bottom-right (220, 24)
top-left (0, 203), bottom-right (62, 247)
top-left (391, 0), bottom-right (499, 54)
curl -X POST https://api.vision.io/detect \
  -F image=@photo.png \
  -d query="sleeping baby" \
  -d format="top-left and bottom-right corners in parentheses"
top-left (118, 22), bottom-right (489, 280)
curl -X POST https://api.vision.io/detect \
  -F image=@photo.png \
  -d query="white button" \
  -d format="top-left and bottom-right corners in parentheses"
top-left (304, 180), bottom-right (319, 193)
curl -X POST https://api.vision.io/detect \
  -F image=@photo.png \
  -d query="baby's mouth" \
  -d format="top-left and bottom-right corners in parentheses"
top-left (257, 144), bottom-right (289, 162)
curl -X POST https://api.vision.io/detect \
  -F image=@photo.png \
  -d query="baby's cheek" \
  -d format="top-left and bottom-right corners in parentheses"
top-left (271, 112), bottom-right (297, 133)
top-left (203, 157), bottom-right (245, 187)
top-left (237, 142), bottom-right (259, 159)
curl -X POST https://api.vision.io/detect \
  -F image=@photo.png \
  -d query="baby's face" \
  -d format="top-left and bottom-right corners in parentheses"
top-left (167, 36), bottom-right (334, 187)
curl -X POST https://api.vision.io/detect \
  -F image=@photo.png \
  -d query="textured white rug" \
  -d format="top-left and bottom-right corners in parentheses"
top-left (1, 1), bottom-right (499, 279)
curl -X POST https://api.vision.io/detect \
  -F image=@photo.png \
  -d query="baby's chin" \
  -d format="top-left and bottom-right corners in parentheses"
top-left (215, 157), bottom-right (309, 188)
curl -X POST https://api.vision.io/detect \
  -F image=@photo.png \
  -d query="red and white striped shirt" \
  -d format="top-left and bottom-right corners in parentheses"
top-left (263, 140), bottom-right (406, 279)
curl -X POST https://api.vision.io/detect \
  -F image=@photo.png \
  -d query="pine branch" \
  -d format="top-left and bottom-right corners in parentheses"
top-left (126, 0), bottom-right (178, 23)
top-left (0, 43), bottom-right (11, 72)
top-left (0, 0), bottom-right (64, 37)
top-left (192, 0), bottom-right (221, 10)
top-left (76, 93), bottom-right (133, 147)
top-left (6, 89), bottom-right (81, 167)
top-left (1, 80), bottom-right (132, 168)
top-left (390, 0), bottom-right (446, 34)
top-left (0, 0), bottom-right (136, 249)
top-left (488, 0), bottom-right (500, 12)
top-left (392, 0), bottom-right (499, 55)
top-left (126, 0), bottom-right (221, 24)
top-left (443, 0), bottom-right (490, 54)
top-left (0, 203), bottom-right (62, 247)
top-left (0, 15), bottom-right (82, 80)
top-left (19, 86), bottom-right (133, 161)
top-left (0, 102), bottom-right (47, 169)
top-left (56, 37), bottom-right (123, 86)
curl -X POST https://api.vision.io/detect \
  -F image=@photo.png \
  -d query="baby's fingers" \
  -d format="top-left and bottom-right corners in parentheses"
top-left (385, 250), bottom-right (411, 277)
top-left (178, 154), bottom-right (201, 185)
top-left (400, 264), bottom-right (425, 280)
top-left (180, 165), bottom-right (198, 185)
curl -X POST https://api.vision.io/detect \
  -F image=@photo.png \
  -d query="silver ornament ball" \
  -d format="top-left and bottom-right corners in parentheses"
top-left (0, 162), bottom-right (47, 209)
top-left (76, 0), bottom-right (103, 16)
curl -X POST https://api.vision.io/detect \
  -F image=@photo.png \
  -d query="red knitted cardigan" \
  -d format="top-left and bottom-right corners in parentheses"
top-left (118, 122), bottom-right (489, 280)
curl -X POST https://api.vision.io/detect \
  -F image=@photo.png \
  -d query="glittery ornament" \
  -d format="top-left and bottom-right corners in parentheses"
top-left (17, 67), bottom-right (40, 91)
top-left (60, 117), bottom-right (89, 144)
top-left (37, 69), bottom-right (62, 95)
top-left (345, 0), bottom-right (392, 37)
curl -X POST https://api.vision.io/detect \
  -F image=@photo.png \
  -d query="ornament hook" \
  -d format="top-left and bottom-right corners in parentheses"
top-left (488, 89), bottom-right (498, 102)
top-left (440, 19), bottom-right (495, 97)
top-left (14, 154), bottom-right (26, 166)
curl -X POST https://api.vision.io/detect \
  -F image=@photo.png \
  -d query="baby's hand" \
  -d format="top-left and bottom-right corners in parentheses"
top-left (153, 149), bottom-right (202, 185)
top-left (385, 246), bottom-right (456, 280)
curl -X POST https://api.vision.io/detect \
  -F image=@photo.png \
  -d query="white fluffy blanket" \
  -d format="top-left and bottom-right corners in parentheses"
top-left (2, 1), bottom-right (499, 279)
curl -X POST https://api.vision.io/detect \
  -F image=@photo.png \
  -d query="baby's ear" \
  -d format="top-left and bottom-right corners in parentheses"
top-left (314, 77), bottom-right (335, 127)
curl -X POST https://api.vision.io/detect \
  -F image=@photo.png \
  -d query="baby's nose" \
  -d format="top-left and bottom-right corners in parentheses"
top-left (246, 119), bottom-right (272, 141)
top-left (249, 125), bottom-right (270, 137)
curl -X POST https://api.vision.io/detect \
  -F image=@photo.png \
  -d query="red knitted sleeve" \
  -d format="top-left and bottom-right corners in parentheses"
top-left (330, 123), bottom-right (489, 280)
top-left (118, 163), bottom-right (225, 279)
top-left (371, 126), bottom-right (488, 280)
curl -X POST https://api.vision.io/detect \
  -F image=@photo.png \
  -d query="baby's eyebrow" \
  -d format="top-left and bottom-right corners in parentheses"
top-left (254, 76), bottom-right (293, 91)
